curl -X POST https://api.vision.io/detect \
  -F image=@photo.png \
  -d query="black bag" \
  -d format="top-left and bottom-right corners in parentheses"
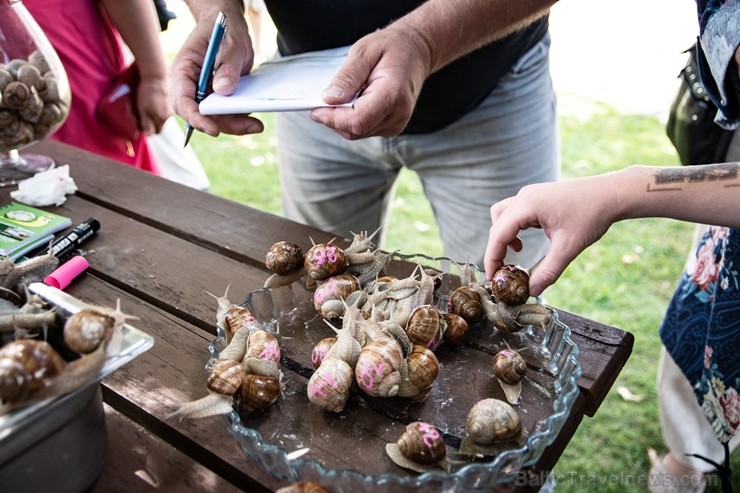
top-left (666, 44), bottom-right (733, 165)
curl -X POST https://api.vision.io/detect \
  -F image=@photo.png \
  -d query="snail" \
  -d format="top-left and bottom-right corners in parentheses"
top-left (466, 398), bottom-right (522, 445)
top-left (275, 481), bottom-right (332, 493)
top-left (0, 249), bottom-right (59, 297)
top-left (304, 242), bottom-right (348, 281)
top-left (447, 285), bottom-right (484, 325)
top-left (404, 305), bottom-right (445, 351)
top-left (265, 240), bottom-right (304, 275)
top-left (238, 373), bottom-right (281, 413)
top-left (354, 338), bottom-right (404, 398)
top-left (206, 359), bottom-right (244, 396)
top-left (385, 421), bottom-right (446, 473)
top-left (311, 336), bottom-right (337, 369)
top-left (0, 339), bottom-right (66, 403)
top-left (442, 312), bottom-right (469, 345)
top-left (491, 348), bottom-right (527, 404)
top-left (307, 357), bottom-right (354, 413)
top-left (312, 274), bottom-right (361, 319)
top-left (490, 264), bottom-right (530, 305)
top-left (397, 344), bottom-right (439, 401)
top-left (63, 307), bottom-right (116, 354)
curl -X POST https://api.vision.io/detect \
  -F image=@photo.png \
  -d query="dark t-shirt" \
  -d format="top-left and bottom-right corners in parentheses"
top-left (263, 1), bottom-right (548, 134)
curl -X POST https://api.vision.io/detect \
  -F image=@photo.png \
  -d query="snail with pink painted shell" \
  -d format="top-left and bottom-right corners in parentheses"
top-left (386, 421), bottom-right (448, 473)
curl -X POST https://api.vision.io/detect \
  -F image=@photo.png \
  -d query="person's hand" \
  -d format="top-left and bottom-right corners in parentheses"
top-left (170, 11), bottom-right (264, 137)
top-left (308, 26), bottom-right (433, 140)
top-left (484, 175), bottom-right (620, 296)
top-left (137, 75), bottom-right (171, 135)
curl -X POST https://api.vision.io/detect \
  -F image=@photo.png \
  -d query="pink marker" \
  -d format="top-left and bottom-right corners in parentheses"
top-left (43, 255), bottom-right (89, 290)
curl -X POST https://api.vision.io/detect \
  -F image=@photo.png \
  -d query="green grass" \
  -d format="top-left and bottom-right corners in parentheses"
top-left (185, 101), bottom-right (739, 490)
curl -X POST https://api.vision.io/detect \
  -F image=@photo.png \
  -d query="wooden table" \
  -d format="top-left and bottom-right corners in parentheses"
top-left (11, 140), bottom-right (633, 492)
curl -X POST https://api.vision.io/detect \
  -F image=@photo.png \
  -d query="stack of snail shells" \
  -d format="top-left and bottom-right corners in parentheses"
top-left (0, 298), bottom-right (130, 414)
top-left (0, 51), bottom-right (70, 151)
top-left (170, 286), bottom-right (283, 420)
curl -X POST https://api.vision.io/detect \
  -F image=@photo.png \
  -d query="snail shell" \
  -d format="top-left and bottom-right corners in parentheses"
top-left (307, 358), bottom-right (353, 412)
top-left (466, 398), bottom-right (522, 445)
top-left (275, 481), bottom-right (331, 493)
top-left (354, 338), bottom-right (403, 398)
top-left (448, 285), bottom-right (484, 325)
top-left (63, 308), bottom-right (115, 354)
top-left (492, 349), bottom-right (526, 385)
top-left (398, 344), bottom-right (439, 400)
top-left (312, 274), bottom-right (360, 319)
top-left (207, 359), bottom-right (245, 396)
top-left (28, 50), bottom-right (51, 74)
top-left (491, 265), bottom-right (530, 305)
top-left (223, 304), bottom-right (258, 341)
top-left (398, 421), bottom-right (446, 465)
top-left (265, 241), bottom-right (304, 275)
top-left (304, 243), bottom-right (348, 281)
top-left (0, 339), bottom-right (66, 402)
top-left (2, 81), bottom-right (31, 110)
top-left (245, 329), bottom-right (281, 364)
top-left (311, 336), bottom-right (337, 369)
top-left (442, 313), bottom-right (469, 345)
top-left (405, 305), bottom-right (445, 351)
top-left (238, 374), bottom-right (280, 412)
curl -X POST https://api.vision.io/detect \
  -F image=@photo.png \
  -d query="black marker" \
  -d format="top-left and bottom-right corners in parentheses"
top-left (49, 217), bottom-right (101, 260)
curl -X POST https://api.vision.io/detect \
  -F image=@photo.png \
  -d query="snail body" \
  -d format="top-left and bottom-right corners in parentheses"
top-left (466, 398), bottom-right (522, 445)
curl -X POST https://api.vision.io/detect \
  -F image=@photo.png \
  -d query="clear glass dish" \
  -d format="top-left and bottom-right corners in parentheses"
top-left (209, 254), bottom-right (582, 492)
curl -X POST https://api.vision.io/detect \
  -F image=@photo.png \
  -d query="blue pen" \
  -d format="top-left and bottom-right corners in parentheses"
top-left (184, 11), bottom-right (227, 147)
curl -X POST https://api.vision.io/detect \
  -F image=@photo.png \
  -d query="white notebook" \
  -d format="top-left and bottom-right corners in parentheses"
top-left (199, 46), bottom-right (356, 115)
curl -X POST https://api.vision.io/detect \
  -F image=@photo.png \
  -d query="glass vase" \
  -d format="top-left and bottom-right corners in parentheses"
top-left (0, 0), bottom-right (71, 186)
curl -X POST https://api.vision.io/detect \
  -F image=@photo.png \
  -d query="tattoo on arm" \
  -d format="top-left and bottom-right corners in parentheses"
top-left (648, 162), bottom-right (739, 192)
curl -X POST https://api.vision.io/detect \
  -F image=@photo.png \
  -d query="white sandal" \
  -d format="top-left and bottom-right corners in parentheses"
top-left (647, 448), bottom-right (707, 493)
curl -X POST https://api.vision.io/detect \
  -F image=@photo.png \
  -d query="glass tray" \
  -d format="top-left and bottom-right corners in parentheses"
top-left (209, 254), bottom-right (581, 492)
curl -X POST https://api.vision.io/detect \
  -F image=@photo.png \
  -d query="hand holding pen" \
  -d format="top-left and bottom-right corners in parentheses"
top-left (184, 11), bottom-right (227, 147)
top-left (171, 7), bottom-right (264, 140)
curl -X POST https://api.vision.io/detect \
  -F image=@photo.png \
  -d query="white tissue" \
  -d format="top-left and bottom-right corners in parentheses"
top-left (10, 164), bottom-right (78, 206)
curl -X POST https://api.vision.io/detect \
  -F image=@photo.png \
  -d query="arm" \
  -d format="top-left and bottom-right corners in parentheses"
top-left (483, 163), bottom-right (740, 296)
top-left (172, 0), bottom-right (262, 138)
top-left (311, 0), bottom-right (557, 139)
top-left (100, 0), bottom-right (171, 135)
top-left (172, 0), bottom-right (555, 139)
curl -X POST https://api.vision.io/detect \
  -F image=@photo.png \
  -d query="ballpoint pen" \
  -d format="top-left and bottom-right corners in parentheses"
top-left (184, 11), bottom-right (227, 147)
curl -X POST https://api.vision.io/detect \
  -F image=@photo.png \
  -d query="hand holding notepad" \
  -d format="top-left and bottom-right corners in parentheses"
top-left (199, 46), bottom-right (356, 115)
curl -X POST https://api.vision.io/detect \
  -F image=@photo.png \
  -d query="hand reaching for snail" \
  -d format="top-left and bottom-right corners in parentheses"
top-left (309, 26), bottom-right (432, 140)
top-left (484, 175), bottom-right (620, 297)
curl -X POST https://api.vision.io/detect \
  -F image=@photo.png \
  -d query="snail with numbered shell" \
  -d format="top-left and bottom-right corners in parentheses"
top-left (386, 421), bottom-right (448, 473)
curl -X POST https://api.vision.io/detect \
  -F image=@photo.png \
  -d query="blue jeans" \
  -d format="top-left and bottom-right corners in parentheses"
top-left (276, 34), bottom-right (559, 268)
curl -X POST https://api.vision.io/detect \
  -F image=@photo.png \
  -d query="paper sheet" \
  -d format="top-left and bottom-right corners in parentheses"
top-left (199, 46), bottom-right (355, 115)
